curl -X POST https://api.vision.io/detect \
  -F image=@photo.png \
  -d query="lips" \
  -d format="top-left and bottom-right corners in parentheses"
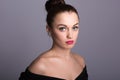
top-left (66, 40), bottom-right (74, 45)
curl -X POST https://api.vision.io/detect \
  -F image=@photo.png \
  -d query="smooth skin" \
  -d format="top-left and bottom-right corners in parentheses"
top-left (28, 11), bottom-right (85, 80)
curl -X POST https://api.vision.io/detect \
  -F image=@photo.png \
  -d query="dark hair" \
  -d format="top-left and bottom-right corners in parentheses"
top-left (45, 0), bottom-right (79, 28)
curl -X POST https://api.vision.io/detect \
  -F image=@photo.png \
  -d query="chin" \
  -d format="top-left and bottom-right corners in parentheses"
top-left (64, 45), bottom-right (75, 49)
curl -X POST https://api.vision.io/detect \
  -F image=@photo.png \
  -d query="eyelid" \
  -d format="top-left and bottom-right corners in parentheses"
top-left (59, 27), bottom-right (66, 29)
top-left (57, 24), bottom-right (66, 27)
top-left (58, 26), bottom-right (67, 29)
top-left (73, 25), bottom-right (79, 28)
top-left (72, 25), bottom-right (79, 30)
top-left (58, 26), bottom-right (67, 31)
top-left (57, 23), bottom-right (79, 30)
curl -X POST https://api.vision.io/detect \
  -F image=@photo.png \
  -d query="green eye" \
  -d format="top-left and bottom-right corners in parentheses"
top-left (59, 27), bottom-right (66, 31)
top-left (73, 26), bottom-right (79, 31)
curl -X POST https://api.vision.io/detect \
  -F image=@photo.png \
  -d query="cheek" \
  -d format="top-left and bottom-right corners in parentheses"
top-left (73, 32), bottom-right (79, 39)
top-left (53, 31), bottom-right (66, 41)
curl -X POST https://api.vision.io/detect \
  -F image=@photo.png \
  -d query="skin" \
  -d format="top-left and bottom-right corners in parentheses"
top-left (28, 11), bottom-right (85, 80)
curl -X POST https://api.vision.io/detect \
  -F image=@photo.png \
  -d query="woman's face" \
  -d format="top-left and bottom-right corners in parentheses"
top-left (50, 11), bottom-right (79, 49)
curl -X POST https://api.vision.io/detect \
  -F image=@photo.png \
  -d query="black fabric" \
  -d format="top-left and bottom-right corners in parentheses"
top-left (19, 66), bottom-right (88, 80)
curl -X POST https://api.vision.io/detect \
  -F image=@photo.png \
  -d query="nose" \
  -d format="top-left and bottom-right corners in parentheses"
top-left (67, 29), bottom-right (73, 39)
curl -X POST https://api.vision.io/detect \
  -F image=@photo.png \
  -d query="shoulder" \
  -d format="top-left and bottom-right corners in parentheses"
top-left (28, 51), bottom-right (52, 75)
top-left (72, 52), bottom-right (86, 68)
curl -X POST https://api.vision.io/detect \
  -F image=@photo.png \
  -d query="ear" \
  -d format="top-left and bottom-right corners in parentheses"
top-left (46, 25), bottom-right (50, 32)
top-left (46, 25), bottom-right (52, 36)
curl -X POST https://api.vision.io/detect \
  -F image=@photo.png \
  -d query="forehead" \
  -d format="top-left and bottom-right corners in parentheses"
top-left (53, 11), bottom-right (79, 26)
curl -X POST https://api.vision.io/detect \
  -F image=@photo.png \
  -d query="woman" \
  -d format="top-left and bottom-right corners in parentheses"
top-left (19, 0), bottom-right (88, 80)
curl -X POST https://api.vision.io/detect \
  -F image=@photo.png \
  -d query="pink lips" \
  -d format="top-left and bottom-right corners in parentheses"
top-left (66, 40), bottom-right (74, 45)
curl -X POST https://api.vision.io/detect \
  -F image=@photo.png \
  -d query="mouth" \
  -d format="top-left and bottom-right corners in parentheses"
top-left (66, 40), bottom-right (74, 45)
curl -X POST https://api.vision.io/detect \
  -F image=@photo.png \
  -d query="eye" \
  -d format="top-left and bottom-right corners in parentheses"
top-left (59, 27), bottom-right (67, 31)
top-left (72, 26), bottom-right (79, 31)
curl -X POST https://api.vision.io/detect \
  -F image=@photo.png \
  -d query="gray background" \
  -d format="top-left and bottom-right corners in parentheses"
top-left (0, 0), bottom-right (120, 80)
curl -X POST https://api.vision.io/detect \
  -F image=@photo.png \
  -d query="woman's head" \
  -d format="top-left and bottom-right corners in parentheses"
top-left (45, 0), bottom-right (80, 49)
top-left (45, 0), bottom-right (79, 28)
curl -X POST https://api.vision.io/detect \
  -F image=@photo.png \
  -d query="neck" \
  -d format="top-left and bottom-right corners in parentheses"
top-left (49, 44), bottom-right (72, 59)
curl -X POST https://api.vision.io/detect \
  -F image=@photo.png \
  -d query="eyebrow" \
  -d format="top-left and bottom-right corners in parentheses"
top-left (73, 23), bottom-right (79, 26)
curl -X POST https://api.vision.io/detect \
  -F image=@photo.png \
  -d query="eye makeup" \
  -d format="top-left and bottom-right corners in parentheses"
top-left (72, 26), bottom-right (79, 31)
top-left (59, 27), bottom-right (67, 31)
top-left (56, 23), bottom-right (79, 32)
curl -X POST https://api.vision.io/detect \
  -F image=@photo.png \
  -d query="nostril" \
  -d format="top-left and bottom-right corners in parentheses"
top-left (67, 34), bottom-right (72, 39)
top-left (67, 29), bottom-right (73, 39)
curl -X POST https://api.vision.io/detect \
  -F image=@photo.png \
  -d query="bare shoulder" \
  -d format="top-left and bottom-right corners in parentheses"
top-left (72, 52), bottom-right (86, 68)
top-left (28, 51), bottom-right (51, 74)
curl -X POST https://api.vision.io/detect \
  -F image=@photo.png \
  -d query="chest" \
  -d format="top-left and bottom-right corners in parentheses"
top-left (45, 59), bottom-right (83, 80)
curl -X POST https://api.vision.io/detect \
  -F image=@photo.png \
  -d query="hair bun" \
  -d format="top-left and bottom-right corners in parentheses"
top-left (45, 0), bottom-right (66, 12)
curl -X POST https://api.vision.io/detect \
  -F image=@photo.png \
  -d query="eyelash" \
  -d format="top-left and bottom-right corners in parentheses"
top-left (59, 27), bottom-right (66, 31)
top-left (58, 26), bottom-right (79, 31)
top-left (72, 26), bottom-right (79, 31)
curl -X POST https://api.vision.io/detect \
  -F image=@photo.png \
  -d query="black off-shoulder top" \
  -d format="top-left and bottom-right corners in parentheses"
top-left (19, 66), bottom-right (88, 80)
